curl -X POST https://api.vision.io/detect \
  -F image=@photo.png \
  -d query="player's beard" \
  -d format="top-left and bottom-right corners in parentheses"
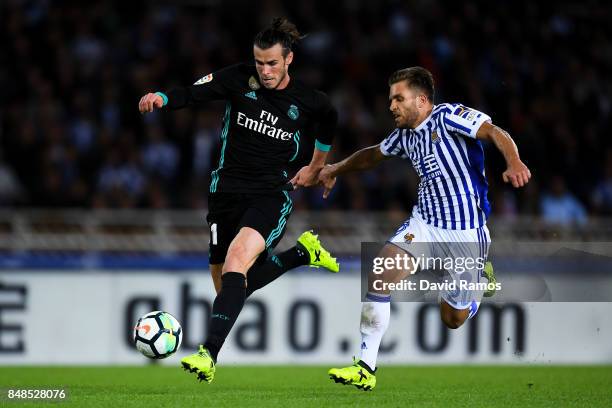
top-left (404, 104), bottom-right (419, 129)
top-left (268, 67), bottom-right (287, 90)
top-left (395, 110), bottom-right (416, 128)
top-left (393, 102), bottom-right (419, 128)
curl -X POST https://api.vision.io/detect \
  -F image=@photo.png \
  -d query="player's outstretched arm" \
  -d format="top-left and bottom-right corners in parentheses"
top-left (138, 66), bottom-right (235, 114)
top-left (476, 122), bottom-right (531, 188)
top-left (318, 144), bottom-right (389, 198)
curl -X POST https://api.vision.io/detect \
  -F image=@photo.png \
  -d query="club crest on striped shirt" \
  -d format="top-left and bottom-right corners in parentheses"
top-left (431, 130), bottom-right (441, 144)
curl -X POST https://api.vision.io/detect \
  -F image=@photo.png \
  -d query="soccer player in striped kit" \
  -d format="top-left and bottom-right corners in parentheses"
top-left (320, 66), bottom-right (531, 390)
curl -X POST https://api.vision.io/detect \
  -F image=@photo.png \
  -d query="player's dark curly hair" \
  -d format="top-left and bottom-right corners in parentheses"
top-left (254, 18), bottom-right (304, 57)
top-left (389, 67), bottom-right (435, 102)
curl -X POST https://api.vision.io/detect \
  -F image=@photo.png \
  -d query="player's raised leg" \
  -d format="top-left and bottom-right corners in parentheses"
top-left (329, 243), bottom-right (412, 391)
top-left (209, 230), bottom-right (339, 295)
top-left (245, 230), bottom-right (339, 297)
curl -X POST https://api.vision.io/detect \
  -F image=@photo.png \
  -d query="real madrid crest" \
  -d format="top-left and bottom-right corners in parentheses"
top-left (288, 104), bottom-right (299, 120)
top-left (248, 76), bottom-right (261, 90)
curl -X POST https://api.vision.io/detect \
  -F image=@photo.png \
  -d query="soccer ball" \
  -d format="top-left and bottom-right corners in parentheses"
top-left (133, 311), bottom-right (183, 359)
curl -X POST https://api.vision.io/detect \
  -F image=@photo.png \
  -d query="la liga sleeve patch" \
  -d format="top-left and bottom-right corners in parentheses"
top-left (194, 73), bottom-right (213, 85)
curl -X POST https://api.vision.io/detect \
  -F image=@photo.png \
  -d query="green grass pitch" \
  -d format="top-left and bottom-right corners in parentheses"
top-left (1, 365), bottom-right (611, 407)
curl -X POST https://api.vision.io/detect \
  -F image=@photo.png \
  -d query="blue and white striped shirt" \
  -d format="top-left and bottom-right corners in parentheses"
top-left (380, 103), bottom-right (491, 230)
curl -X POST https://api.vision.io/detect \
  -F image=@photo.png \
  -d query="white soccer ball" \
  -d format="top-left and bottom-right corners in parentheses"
top-left (133, 311), bottom-right (183, 359)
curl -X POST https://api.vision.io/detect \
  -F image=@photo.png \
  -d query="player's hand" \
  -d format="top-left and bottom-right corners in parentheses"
top-left (503, 160), bottom-right (531, 188)
top-left (318, 164), bottom-right (337, 199)
top-left (138, 93), bottom-right (164, 114)
top-left (290, 165), bottom-right (322, 190)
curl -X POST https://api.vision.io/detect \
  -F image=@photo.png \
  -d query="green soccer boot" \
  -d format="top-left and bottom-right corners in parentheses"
top-left (482, 261), bottom-right (497, 298)
top-left (297, 230), bottom-right (339, 273)
top-left (328, 359), bottom-right (376, 391)
top-left (181, 345), bottom-right (216, 383)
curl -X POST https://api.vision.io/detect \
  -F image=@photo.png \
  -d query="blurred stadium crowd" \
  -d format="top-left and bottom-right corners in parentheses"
top-left (1, 0), bottom-right (611, 226)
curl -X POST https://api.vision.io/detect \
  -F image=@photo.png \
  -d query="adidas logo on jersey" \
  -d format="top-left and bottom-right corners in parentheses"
top-left (245, 91), bottom-right (257, 100)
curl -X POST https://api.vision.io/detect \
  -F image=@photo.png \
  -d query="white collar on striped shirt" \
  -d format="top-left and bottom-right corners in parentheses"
top-left (413, 105), bottom-right (436, 132)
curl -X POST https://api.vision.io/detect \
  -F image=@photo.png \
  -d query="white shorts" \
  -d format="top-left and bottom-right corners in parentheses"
top-left (388, 211), bottom-right (491, 310)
